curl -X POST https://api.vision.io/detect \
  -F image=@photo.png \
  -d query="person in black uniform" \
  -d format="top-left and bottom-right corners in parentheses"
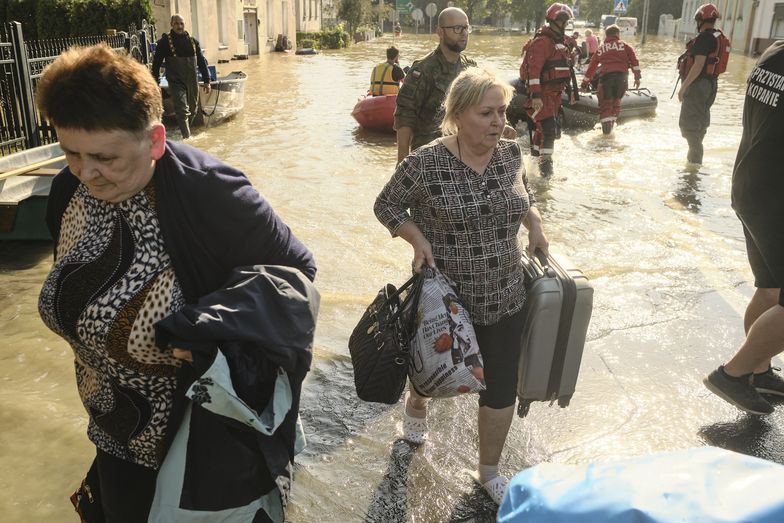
top-left (703, 41), bottom-right (784, 415)
top-left (151, 14), bottom-right (211, 139)
top-left (677, 3), bottom-right (723, 166)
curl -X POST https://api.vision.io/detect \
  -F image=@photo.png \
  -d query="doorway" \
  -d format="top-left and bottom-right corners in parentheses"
top-left (243, 10), bottom-right (259, 55)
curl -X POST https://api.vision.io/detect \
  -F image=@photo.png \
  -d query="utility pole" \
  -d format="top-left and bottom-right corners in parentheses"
top-left (640, 0), bottom-right (650, 45)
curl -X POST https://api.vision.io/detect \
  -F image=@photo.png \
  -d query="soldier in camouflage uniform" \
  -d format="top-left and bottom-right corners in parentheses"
top-left (394, 7), bottom-right (476, 164)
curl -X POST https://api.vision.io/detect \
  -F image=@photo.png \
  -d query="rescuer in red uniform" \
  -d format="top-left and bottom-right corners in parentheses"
top-left (580, 24), bottom-right (642, 134)
top-left (519, 3), bottom-right (575, 177)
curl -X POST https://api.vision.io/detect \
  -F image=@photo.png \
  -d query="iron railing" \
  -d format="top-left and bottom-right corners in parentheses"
top-left (0, 21), bottom-right (153, 155)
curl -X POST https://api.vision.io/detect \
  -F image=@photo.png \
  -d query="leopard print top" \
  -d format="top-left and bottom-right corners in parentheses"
top-left (39, 181), bottom-right (185, 469)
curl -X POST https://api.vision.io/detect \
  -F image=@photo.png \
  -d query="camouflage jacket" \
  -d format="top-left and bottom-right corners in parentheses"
top-left (394, 47), bottom-right (477, 150)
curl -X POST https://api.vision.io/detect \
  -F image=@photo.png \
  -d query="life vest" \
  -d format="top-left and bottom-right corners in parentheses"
top-left (521, 27), bottom-right (573, 91)
top-left (369, 62), bottom-right (399, 95)
top-left (677, 29), bottom-right (730, 79)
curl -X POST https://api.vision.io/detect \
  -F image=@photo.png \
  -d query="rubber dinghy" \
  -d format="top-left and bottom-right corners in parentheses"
top-left (506, 78), bottom-right (657, 129)
top-left (351, 94), bottom-right (396, 132)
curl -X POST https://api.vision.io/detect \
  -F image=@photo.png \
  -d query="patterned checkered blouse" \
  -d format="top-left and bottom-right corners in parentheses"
top-left (375, 138), bottom-right (536, 326)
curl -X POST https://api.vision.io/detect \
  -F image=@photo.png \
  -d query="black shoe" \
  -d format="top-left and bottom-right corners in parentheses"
top-left (704, 366), bottom-right (774, 415)
top-left (601, 121), bottom-right (613, 134)
top-left (754, 366), bottom-right (784, 396)
top-left (539, 157), bottom-right (553, 177)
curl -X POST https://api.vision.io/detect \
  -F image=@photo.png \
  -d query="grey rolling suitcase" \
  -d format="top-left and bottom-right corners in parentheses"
top-left (517, 250), bottom-right (593, 417)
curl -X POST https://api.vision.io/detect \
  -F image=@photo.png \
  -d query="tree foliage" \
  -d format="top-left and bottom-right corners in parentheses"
top-left (458, 0), bottom-right (485, 23)
top-left (297, 24), bottom-right (351, 49)
top-left (485, 0), bottom-right (512, 22)
top-left (6, 0), bottom-right (37, 39)
top-left (576, 0), bottom-right (611, 24)
top-left (510, 0), bottom-right (555, 31)
top-left (2, 0), bottom-right (154, 39)
top-left (338, 0), bottom-right (373, 34)
top-left (36, 0), bottom-right (72, 39)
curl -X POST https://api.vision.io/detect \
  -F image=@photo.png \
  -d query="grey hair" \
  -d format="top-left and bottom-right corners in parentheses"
top-left (440, 68), bottom-right (513, 135)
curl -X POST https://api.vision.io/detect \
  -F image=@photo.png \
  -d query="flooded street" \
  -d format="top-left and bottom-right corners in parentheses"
top-left (2, 33), bottom-right (782, 522)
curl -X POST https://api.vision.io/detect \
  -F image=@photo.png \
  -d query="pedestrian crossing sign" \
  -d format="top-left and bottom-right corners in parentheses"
top-left (614, 0), bottom-right (627, 13)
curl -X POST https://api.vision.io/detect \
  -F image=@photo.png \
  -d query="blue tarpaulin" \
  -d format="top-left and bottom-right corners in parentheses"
top-left (499, 447), bottom-right (784, 523)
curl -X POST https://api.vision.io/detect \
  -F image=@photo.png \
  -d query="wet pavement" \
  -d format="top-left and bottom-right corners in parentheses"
top-left (1, 32), bottom-right (782, 522)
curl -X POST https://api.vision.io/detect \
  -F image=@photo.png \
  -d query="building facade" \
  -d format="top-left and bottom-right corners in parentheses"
top-left (150, 0), bottom-right (298, 58)
top-left (296, 0), bottom-right (321, 32)
top-left (677, 0), bottom-right (780, 55)
top-left (748, 0), bottom-right (784, 54)
top-left (321, 0), bottom-right (338, 28)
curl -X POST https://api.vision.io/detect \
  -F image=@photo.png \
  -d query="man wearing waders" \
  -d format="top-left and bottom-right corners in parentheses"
top-left (519, 3), bottom-right (575, 177)
top-left (677, 3), bottom-right (730, 166)
top-left (152, 14), bottom-right (211, 139)
top-left (580, 24), bottom-right (641, 134)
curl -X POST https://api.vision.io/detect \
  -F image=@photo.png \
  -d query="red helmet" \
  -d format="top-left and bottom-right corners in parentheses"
top-left (695, 3), bottom-right (720, 22)
top-left (546, 3), bottom-right (574, 23)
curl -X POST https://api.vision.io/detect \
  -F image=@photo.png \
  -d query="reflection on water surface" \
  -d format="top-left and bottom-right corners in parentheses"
top-left (1, 33), bottom-right (779, 522)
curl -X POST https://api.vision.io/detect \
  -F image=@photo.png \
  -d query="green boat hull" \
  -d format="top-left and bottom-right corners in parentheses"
top-left (0, 195), bottom-right (51, 240)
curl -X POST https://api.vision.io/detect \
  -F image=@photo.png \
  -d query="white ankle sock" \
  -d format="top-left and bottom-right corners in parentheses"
top-left (478, 463), bottom-right (499, 484)
top-left (405, 397), bottom-right (427, 419)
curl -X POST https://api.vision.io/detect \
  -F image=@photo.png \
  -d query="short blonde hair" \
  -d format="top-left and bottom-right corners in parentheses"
top-left (440, 68), bottom-right (513, 135)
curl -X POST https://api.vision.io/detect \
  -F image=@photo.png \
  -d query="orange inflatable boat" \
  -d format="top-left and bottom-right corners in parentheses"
top-left (351, 94), bottom-right (396, 132)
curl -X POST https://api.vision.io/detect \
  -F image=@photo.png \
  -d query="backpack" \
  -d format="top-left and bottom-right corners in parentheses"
top-left (677, 29), bottom-right (730, 79)
top-left (711, 30), bottom-right (731, 75)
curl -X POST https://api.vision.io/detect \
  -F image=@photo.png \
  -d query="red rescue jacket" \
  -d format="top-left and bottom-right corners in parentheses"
top-left (520, 26), bottom-right (573, 97)
top-left (583, 35), bottom-right (641, 83)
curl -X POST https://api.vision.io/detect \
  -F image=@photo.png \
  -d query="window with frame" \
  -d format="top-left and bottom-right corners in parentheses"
top-left (773, 3), bottom-right (784, 38)
top-left (217, 0), bottom-right (226, 46)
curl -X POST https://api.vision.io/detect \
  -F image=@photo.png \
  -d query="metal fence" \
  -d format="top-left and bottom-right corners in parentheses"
top-left (0, 21), bottom-right (152, 156)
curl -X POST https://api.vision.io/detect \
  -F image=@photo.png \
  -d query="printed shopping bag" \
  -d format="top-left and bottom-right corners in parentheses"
top-left (409, 268), bottom-right (485, 397)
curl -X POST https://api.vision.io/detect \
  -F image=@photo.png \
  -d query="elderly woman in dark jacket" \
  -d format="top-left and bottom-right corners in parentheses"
top-left (375, 67), bottom-right (548, 505)
top-left (36, 44), bottom-right (316, 522)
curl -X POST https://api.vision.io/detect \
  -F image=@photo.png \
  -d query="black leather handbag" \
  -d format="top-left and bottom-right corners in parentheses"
top-left (349, 272), bottom-right (423, 404)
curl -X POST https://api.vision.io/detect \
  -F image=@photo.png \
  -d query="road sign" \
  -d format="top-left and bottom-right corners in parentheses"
top-left (614, 0), bottom-right (627, 14)
top-left (396, 0), bottom-right (414, 14)
top-left (425, 3), bottom-right (437, 33)
top-left (411, 8), bottom-right (424, 22)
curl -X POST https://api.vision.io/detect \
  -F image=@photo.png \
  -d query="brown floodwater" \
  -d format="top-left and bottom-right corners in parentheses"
top-left (1, 32), bottom-right (781, 522)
